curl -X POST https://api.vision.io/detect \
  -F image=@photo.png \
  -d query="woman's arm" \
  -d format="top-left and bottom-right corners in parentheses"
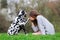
top-left (31, 22), bottom-right (39, 32)
top-left (31, 22), bottom-right (41, 35)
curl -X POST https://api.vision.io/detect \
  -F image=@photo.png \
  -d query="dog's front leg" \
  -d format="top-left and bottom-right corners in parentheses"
top-left (21, 25), bottom-right (27, 34)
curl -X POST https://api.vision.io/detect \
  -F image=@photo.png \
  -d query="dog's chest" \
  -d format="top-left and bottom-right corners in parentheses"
top-left (18, 17), bottom-right (27, 23)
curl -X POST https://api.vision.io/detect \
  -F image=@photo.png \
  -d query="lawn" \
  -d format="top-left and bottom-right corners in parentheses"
top-left (0, 33), bottom-right (60, 40)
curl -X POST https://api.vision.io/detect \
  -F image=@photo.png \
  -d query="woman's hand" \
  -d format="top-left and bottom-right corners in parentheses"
top-left (32, 31), bottom-right (41, 35)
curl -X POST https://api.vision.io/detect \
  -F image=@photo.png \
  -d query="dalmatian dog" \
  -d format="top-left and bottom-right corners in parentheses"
top-left (7, 10), bottom-right (29, 35)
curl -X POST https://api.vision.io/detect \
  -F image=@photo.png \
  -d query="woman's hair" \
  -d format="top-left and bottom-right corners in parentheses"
top-left (29, 10), bottom-right (39, 18)
top-left (29, 10), bottom-right (39, 26)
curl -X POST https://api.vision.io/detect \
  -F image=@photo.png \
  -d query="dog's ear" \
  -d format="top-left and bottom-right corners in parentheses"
top-left (21, 10), bottom-right (25, 15)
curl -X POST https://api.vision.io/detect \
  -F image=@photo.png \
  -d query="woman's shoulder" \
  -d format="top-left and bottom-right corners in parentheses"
top-left (37, 15), bottom-right (43, 19)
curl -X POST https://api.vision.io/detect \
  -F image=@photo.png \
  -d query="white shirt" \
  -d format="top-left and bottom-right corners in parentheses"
top-left (32, 15), bottom-right (55, 35)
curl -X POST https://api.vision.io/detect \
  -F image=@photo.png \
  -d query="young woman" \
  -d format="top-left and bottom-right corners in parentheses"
top-left (29, 10), bottom-right (55, 35)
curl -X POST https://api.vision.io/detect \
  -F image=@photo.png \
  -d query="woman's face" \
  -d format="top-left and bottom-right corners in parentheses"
top-left (29, 16), bottom-right (35, 21)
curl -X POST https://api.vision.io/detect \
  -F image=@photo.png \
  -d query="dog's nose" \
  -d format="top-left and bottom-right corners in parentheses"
top-left (24, 15), bottom-right (26, 17)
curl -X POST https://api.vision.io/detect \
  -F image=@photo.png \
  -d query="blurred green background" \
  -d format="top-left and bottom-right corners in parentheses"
top-left (0, 0), bottom-right (60, 33)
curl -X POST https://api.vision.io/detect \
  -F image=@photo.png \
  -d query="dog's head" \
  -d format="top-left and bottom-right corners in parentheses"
top-left (18, 10), bottom-right (27, 18)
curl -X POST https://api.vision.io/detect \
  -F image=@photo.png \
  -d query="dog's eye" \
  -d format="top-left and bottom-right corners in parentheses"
top-left (20, 19), bottom-right (22, 20)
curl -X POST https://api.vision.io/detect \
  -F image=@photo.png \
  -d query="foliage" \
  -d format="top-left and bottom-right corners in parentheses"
top-left (0, 14), bottom-right (10, 32)
top-left (0, 0), bottom-right (60, 33)
top-left (1, 0), bottom-right (7, 8)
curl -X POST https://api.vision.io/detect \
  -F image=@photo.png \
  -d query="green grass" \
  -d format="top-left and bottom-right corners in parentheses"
top-left (0, 33), bottom-right (60, 40)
